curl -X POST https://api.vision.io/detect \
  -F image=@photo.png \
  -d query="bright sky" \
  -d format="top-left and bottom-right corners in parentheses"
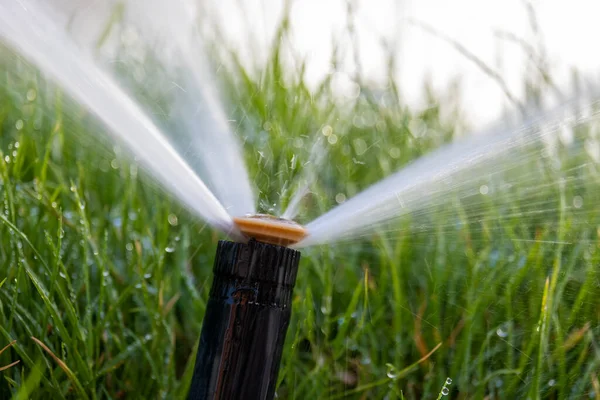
top-left (211, 0), bottom-right (600, 128)
top-left (51, 0), bottom-right (600, 129)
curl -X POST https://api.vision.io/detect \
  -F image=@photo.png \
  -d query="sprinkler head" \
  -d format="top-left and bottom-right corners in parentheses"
top-left (233, 214), bottom-right (306, 247)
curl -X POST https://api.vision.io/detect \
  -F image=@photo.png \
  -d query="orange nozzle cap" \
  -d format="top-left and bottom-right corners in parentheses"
top-left (233, 214), bottom-right (306, 247)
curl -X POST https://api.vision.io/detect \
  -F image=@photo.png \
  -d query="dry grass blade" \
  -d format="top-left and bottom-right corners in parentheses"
top-left (0, 340), bottom-right (20, 372)
top-left (31, 336), bottom-right (90, 400)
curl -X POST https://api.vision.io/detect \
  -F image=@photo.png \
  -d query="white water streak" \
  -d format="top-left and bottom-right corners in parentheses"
top-left (0, 1), bottom-right (239, 236)
top-left (282, 136), bottom-right (328, 220)
top-left (120, 0), bottom-right (256, 216)
top-left (297, 100), bottom-right (600, 247)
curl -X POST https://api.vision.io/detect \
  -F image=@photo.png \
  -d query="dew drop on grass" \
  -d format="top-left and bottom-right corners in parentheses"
top-left (328, 134), bottom-right (338, 145)
top-left (353, 138), bottom-right (367, 156)
top-left (165, 246), bottom-right (175, 253)
top-left (385, 364), bottom-right (399, 379)
top-left (15, 119), bottom-right (24, 130)
top-left (441, 387), bottom-right (450, 395)
top-left (496, 327), bottom-right (508, 337)
top-left (143, 273), bottom-right (151, 279)
top-left (70, 185), bottom-right (76, 192)
top-left (135, 283), bottom-right (142, 289)
top-left (4, 156), bottom-right (10, 163)
top-left (322, 125), bottom-right (332, 137)
top-left (102, 271), bottom-right (109, 277)
top-left (51, 202), bottom-right (57, 208)
top-left (290, 154), bottom-right (297, 170)
top-left (168, 214), bottom-right (178, 226)
top-left (548, 379), bottom-right (556, 387)
top-left (480, 185), bottom-right (489, 195)
top-left (26, 88), bottom-right (37, 101)
top-left (389, 147), bottom-right (401, 159)
top-left (573, 196), bottom-right (583, 209)
top-left (126, 243), bottom-right (133, 251)
top-left (58, 229), bottom-right (64, 238)
top-left (446, 378), bottom-right (453, 385)
top-left (335, 193), bottom-right (346, 204)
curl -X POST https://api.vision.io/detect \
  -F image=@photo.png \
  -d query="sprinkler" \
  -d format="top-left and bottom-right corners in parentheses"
top-left (188, 215), bottom-right (306, 400)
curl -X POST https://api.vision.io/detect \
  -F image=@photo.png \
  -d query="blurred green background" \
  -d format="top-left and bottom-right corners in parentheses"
top-left (1, 1), bottom-right (599, 399)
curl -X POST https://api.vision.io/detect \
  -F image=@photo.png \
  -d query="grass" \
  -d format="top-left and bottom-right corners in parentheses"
top-left (1, 5), bottom-right (600, 399)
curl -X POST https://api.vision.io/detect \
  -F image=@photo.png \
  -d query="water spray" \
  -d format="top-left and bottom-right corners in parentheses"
top-left (187, 215), bottom-right (306, 400)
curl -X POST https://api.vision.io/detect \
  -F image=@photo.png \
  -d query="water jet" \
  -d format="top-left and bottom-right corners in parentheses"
top-left (187, 215), bottom-right (306, 400)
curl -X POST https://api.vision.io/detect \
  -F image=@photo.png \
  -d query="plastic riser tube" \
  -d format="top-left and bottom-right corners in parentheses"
top-left (187, 239), bottom-right (301, 400)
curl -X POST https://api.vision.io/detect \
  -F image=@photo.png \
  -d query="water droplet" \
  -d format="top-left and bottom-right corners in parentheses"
top-left (26, 88), bottom-right (37, 101)
top-left (79, 203), bottom-right (85, 210)
top-left (126, 243), bottom-right (133, 251)
top-left (14, 142), bottom-right (20, 149)
top-left (480, 185), bottom-right (489, 195)
top-left (496, 328), bottom-right (508, 338)
top-left (585, 139), bottom-right (600, 163)
top-left (59, 272), bottom-right (67, 279)
top-left (559, 124), bottom-right (574, 145)
top-left (144, 334), bottom-right (152, 341)
top-left (353, 138), bottom-right (367, 155)
top-left (165, 246), bottom-right (175, 253)
top-left (143, 273), bottom-right (151, 279)
top-left (441, 387), bottom-right (450, 396)
top-left (15, 119), bottom-right (24, 130)
top-left (135, 283), bottom-right (142, 289)
top-left (58, 229), bottom-right (64, 238)
top-left (385, 363), bottom-right (399, 379)
top-left (168, 214), bottom-right (178, 226)
top-left (573, 196), bottom-right (583, 209)
top-left (446, 378), bottom-right (453, 385)
top-left (322, 125), bottom-right (332, 137)
top-left (12, 151), bottom-right (17, 157)
top-left (293, 138), bottom-right (304, 148)
top-left (4, 156), bottom-right (10, 163)
top-left (335, 193), bottom-right (346, 204)
top-left (51, 202), bottom-right (57, 209)
top-left (110, 159), bottom-right (119, 169)
top-left (102, 271), bottom-right (109, 277)
top-left (548, 379), bottom-right (556, 387)
top-left (389, 147), bottom-right (401, 159)
top-left (327, 134), bottom-right (338, 145)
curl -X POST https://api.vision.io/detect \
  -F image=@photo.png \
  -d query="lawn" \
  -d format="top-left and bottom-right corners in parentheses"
top-left (1, 5), bottom-right (599, 400)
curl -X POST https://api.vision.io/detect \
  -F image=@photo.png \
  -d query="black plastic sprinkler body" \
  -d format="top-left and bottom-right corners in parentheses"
top-left (188, 215), bottom-right (305, 400)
